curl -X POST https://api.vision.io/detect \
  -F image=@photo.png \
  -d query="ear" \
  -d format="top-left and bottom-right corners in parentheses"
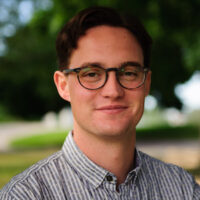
top-left (54, 71), bottom-right (71, 102)
top-left (144, 70), bottom-right (151, 97)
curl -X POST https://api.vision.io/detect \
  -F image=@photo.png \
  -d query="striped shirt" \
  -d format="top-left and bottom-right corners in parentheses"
top-left (1, 131), bottom-right (200, 200)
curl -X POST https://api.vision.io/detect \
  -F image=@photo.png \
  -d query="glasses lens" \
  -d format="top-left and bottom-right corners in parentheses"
top-left (78, 66), bottom-right (106, 89)
top-left (118, 66), bottom-right (145, 89)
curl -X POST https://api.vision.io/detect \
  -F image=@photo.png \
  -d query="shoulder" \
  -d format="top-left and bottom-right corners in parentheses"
top-left (138, 150), bottom-right (200, 196)
top-left (139, 150), bottom-right (193, 180)
top-left (0, 150), bottom-right (63, 199)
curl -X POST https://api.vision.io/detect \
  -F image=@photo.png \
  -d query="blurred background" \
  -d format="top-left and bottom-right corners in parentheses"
top-left (0, 0), bottom-right (200, 188)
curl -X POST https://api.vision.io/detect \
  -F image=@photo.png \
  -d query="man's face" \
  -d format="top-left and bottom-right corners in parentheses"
top-left (55, 25), bottom-right (151, 139)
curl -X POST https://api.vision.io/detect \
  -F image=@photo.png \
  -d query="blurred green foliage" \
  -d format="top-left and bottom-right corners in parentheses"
top-left (0, 104), bottom-right (18, 121)
top-left (0, 0), bottom-right (200, 119)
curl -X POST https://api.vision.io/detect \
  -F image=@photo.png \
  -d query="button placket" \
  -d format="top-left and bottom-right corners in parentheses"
top-left (104, 174), bottom-right (117, 193)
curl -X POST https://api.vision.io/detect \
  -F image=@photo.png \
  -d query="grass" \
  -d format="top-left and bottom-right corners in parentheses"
top-left (0, 148), bottom-right (59, 189)
top-left (137, 124), bottom-right (199, 141)
top-left (188, 166), bottom-right (200, 177)
top-left (11, 130), bottom-right (69, 149)
top-left (11, 125), bottom-right (199, 150)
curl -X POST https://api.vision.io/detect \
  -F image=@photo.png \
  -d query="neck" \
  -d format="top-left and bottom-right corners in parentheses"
top-left (73, 127), bottom-right (136, 185)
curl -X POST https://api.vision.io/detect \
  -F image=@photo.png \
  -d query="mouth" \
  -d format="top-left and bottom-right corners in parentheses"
top-left (95, 105), bottom-right (128, 114)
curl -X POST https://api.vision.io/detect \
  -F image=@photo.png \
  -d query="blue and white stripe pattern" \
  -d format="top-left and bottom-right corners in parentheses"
top-left (1, 131), bottom-right (200, 199)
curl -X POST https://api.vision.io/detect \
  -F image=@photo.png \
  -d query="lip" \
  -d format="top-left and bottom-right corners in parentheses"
top-left (95, 105), bottom-right (128, 114)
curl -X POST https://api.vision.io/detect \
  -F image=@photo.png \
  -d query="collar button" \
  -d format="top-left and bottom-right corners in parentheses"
top-left (106, 175), bottom-right (113, 182)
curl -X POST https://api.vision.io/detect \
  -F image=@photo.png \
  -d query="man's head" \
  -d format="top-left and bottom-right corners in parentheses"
top-left (54, 6), bottom-right (152, 139)
top-left (56, 6), bottom-right (152, 70)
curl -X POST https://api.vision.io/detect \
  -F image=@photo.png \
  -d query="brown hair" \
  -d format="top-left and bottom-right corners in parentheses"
top-left (56, 6), bottom-right (152, 70)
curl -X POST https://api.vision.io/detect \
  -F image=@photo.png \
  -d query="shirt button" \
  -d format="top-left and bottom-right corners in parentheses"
top-left (106, 175), bottom-right (113, 182)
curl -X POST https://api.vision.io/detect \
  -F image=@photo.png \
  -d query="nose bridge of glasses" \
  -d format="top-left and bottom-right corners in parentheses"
top-left (106, 67), bottom-right (119, 73)
top-left (105, 67), bottom-right (120, 80)
top-left (103, 67), bottom-right (122, 89)
top-left (105, 67), bottom-right (120, 78)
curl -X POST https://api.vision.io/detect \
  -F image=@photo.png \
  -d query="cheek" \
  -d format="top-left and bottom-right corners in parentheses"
top-left (68, 80), bottom-right (97, 114)
top-left (128, 90), bottom-right (146, 116)
top-left (68, 77), bottom-right (88, 100)
top-left (129, 88), bottom-right (146, 104)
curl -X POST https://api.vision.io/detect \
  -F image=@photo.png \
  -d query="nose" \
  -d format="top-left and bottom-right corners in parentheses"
top-left (100, 71), bottom-right (124, 99)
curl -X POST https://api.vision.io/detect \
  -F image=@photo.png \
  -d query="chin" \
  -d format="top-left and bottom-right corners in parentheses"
top-left (95, 124), bottom-right (133, 138)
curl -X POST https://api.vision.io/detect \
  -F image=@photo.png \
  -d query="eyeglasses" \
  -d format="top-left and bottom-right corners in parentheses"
top-left (62, 63), bottom-right (149, 90)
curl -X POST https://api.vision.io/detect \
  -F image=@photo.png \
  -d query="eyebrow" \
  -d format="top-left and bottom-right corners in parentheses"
top-left (78, 61), bottom-right (143, 68)
top-left (119, 61), bottom-right (142, 68)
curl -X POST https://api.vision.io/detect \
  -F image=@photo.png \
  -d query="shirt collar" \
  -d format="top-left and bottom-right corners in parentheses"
top-left (124, 148), bottom-right (142, 184)
top-left (62, 131), bottom-right (142, 188)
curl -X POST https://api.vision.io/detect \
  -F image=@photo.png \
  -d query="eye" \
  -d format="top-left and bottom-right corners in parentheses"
top-left (118, 66), bottom-right (142, 81)
top-left (79, 66), bottom-right (104, 83)
top-left (124, 70), bottom-right (138, 77)
top-left (81, 67), bottom-right (102, 77)
top-left (85, 71), bottom-right (99, 77)
top-left (120, 66), bottom-right (139, 76)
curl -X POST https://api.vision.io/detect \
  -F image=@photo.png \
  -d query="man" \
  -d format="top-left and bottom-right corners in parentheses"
top-left (1, 6), bottom-right (200, 199)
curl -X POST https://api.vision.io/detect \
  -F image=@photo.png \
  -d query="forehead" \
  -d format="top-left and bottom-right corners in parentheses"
top-left (69, 25), bottom-right (144, 67)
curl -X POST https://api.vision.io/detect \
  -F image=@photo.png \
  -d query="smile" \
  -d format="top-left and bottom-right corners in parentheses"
top-left (95, 105), bottom-right (128, 114)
